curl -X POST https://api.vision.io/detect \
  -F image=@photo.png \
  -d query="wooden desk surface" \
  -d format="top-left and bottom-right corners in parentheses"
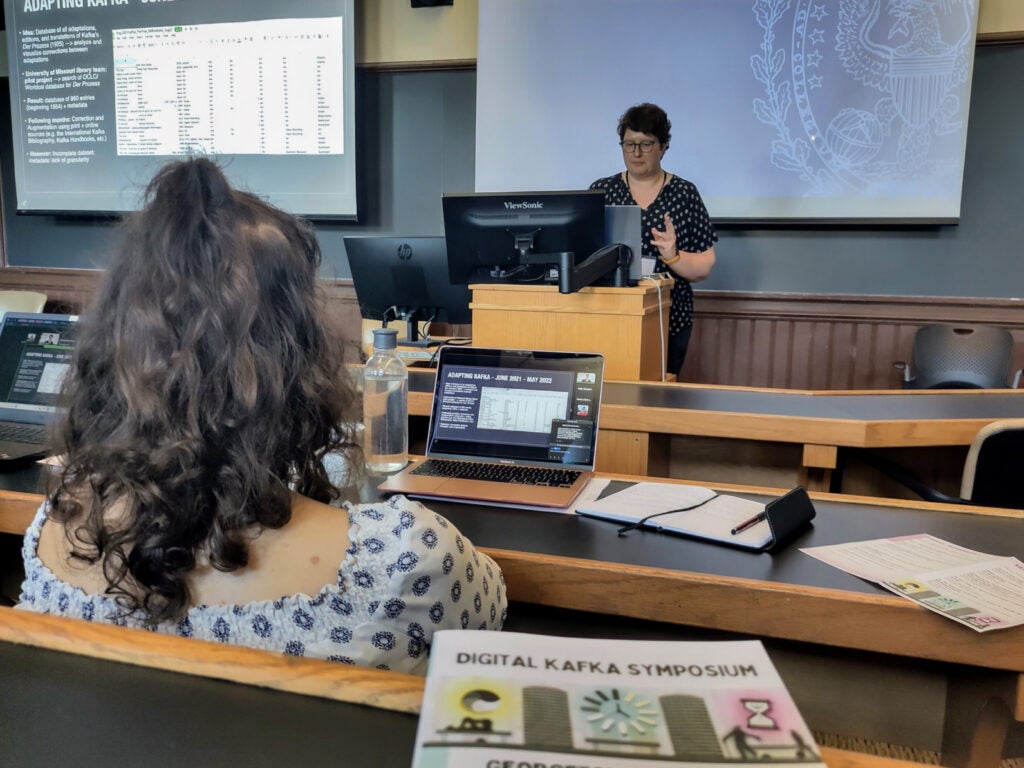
top-left (3, 463), bottom-right (1023, 674)
top-left (406, 371), bottom-right (1024, 483)
top-left (438, 486), bottom-right (1024, 674)
top-left (2, 465), bottom-right (1020, 767)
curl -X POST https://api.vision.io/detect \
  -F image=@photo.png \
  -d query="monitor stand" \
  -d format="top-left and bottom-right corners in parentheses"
top-left (521, 243), bottom-right (633, 294)
top-left (394, 315), bottom-right (442, 348)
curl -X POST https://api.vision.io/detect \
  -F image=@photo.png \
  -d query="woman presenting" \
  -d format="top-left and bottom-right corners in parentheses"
top-left (590, 102), bottom-right (717, 377)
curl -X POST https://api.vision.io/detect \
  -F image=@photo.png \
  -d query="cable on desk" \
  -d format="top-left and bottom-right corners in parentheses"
top-left (640, 275), bottom-right (667, 382)
top-left (427, 337), bottom-right (472, 367)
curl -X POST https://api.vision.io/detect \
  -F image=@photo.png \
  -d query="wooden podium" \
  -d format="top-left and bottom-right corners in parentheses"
top-left (469, 274), bottom-right (672, 381)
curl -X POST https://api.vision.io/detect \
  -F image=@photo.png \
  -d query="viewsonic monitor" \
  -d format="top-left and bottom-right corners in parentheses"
top-left (344, 236), bottom-right (472, 346)
top-left (442, 190), bottom-right (630, 294)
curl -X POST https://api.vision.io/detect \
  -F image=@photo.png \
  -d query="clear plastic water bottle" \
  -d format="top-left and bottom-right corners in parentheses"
top-left (363, 327), bottom-right (408, 473)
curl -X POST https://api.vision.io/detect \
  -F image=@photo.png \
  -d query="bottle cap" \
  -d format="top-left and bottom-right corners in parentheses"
top-left (371, 327), bottom-right (399, 351)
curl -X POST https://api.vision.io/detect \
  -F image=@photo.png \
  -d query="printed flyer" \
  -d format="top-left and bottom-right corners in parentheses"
top-left (803, 534), bottom-right (1024, 632)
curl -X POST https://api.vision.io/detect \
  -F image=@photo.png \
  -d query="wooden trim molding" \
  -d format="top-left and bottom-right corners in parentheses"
top-left (0, 607), bottom-right (946, 768)
top-left (487, 547), bottom-right (1024, 672)
top-left (0, 605), bottom-right (425, 712)
top-left (978, 0), bottom-right (1024, 42)
top-left (691, 291), bottom-right (1024, 326)
top-left (0, 267), bottom-right (104, 313)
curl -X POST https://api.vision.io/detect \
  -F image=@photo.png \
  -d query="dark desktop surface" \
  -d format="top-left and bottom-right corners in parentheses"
top-left (428, 491), bottom-right (1024, 599)
top-left (0, 458), bottom-right (51, 495)
top-left (5, 460), bottom-right (1022, 600)
top-left (602, 384), bottom-right (1024, 420)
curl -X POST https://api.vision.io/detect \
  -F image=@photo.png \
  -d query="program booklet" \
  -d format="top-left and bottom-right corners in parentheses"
top-left (412, 631), bottom-right (825, 768)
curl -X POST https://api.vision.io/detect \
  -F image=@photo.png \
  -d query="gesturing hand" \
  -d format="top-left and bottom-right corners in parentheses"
top-left (651, 213), bottom-right (679, 264)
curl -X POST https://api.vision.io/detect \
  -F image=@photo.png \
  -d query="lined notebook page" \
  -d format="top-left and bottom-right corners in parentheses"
top-left (576, 481), bottom-right (771, 549)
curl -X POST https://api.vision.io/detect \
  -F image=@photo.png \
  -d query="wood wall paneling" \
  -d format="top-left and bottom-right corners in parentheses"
top-left (0, 268), bottom-right (103, 315)
top-left (682, 292), bottom-right (1024, 390)
top-left (3, 269), bottom-right (1023, 391)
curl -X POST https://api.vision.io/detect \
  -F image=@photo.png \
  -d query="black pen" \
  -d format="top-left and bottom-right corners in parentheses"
top-left (731, 511), bottom-right (767, 535)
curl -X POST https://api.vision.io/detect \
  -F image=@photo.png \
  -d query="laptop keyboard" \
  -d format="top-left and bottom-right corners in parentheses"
top-left (411, 459), bottom-right (581, 488)
top-left (0, 422), bottom-right (48, 444)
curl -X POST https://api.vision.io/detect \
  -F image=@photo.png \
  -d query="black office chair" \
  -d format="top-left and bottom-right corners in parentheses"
top-left (893, 323), bottom-right (1020, 389)
top-left (856, 419), bottom-right (1024, 510)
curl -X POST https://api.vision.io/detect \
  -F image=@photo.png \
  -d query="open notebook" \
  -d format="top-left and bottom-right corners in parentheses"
top-left (378, 346), bottom-right (604, 509)
top-left (577, 481), bottom-right (816, 552)
top-left (0, 312), bottom-right (79, 463)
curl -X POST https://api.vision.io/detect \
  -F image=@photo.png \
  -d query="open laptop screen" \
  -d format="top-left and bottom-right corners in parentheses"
top-left (0, 313), bottom-right (79, 422)
top-left (426, 347), bottom-right (603, 469)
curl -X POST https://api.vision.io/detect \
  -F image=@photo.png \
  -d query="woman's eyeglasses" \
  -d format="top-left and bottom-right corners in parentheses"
top-left (620, 140), bottom-right (658, 154)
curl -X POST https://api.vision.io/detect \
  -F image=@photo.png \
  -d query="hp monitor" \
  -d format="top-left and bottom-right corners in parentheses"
top-left (344, 236), bottom-right (472, 346)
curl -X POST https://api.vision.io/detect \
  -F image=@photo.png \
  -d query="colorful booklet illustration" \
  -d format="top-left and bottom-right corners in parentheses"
top-left (576, 481), bottom-right (815, 552)
top-left (412, 630), bottom-right (825, 768)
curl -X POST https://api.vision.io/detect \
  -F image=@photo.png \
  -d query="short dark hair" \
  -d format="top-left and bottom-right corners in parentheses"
top-left (617, 102), bottom-right (671, 147)
top-left (51, 157), bottom-right (360, 622)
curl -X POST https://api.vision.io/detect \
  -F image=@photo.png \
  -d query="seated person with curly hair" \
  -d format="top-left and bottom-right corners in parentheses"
top-left (18, 158), bottom-right (506, 673)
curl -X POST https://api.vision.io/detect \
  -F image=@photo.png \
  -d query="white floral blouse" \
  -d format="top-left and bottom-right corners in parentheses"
top-left (18, 495), bottom-right (506, 675)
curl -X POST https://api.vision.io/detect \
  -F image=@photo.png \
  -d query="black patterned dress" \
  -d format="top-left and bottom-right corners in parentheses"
top-left (589, 173), bottom-right (717, 369)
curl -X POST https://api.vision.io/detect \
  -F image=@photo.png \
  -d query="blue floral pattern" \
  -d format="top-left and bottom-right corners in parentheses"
top-left (17, 495), bottom-right (506, 675)
top-left (252, 614), bottom-right (273, 638)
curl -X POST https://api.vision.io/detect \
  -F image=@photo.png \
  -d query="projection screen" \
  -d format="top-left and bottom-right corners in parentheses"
top-left (476, 0), bottom-right (979, 224)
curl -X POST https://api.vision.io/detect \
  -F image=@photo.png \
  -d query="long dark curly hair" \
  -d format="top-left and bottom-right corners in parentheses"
top-left (50, 157), bottom-right (360, 622)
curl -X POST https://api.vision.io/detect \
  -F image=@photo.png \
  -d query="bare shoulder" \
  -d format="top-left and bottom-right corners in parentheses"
top-left (189, 494), bottom-right (351, 606)
top-left (37, 494), bottom-right (353, 607)
top-left (285, 493), bottom-right (353, 537)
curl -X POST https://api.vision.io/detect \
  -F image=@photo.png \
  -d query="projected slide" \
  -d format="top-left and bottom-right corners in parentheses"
top-left (112, 19), bottom-right (343, 157)
top-left (4, 0), bottom-right (356, 218)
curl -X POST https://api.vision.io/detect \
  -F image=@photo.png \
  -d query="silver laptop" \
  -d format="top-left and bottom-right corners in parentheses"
top-left (378, 346), bottom-right (604, 509)
top-left (0, 312), bottom-right (79, 462)
top-left (605, 204), bottom-right (647, 283)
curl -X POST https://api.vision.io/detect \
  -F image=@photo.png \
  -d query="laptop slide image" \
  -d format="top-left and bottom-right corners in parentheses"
top-left (0, 312), bottom-right (80, 463)
top-left (378, 347), bottom-right (604, 509)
